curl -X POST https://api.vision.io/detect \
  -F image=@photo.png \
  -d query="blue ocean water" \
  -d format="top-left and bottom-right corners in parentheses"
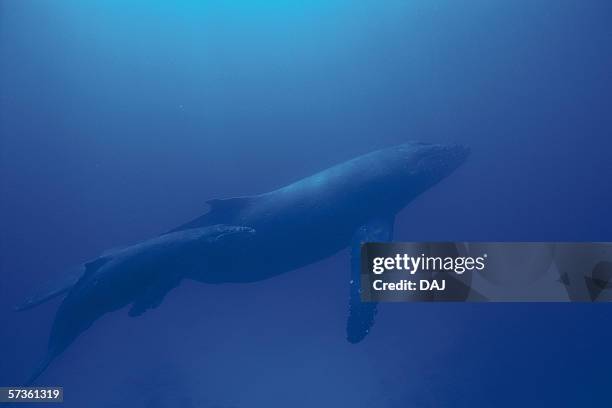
top-left (1, 1), bottom-right (611, 406)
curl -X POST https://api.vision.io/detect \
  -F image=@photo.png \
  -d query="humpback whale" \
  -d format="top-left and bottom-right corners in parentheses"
top-left (25, 225), bottom-right (257, 384)
top-left (18, 141), bottom-right (469, 382)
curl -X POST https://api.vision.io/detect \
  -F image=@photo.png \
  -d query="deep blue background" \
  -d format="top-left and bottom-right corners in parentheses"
top-left (1, 1), bottom-right (611, 406)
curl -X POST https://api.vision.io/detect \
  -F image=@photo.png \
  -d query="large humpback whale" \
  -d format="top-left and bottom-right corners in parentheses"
top-left (18, 141), bottom-right (469, 382)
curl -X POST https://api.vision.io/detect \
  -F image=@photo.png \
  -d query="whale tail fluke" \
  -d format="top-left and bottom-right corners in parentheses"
top-left (26, 351), bottom-right (55, 386)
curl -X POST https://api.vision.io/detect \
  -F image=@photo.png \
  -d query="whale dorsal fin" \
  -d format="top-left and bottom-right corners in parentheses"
top-left (14, 265), bottom-right (86, 312)
top-left (165, 196), bottom-right (253, 234)
top-left (84, 256), bottom-right (112, 275)
top-left (206, 197), bottom-right (251, 217)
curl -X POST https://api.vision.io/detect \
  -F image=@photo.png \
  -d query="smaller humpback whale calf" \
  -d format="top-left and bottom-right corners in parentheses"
top-left (25, 225), bottom-right (256, 384)
top-left (18, 142), bottom-right (469, 383)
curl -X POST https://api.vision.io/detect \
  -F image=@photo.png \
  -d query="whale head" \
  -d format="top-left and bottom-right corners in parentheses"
top-left (364, 142), bottom-right (470, 212)
top-left (403, 142), bottom-right (470, 182)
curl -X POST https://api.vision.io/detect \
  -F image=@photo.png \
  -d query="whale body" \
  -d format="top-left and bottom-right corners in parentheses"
top-left (19, 142), bottom-right (469, 382)
top-left (174, 142), bottom-right (469, 282)
top-left (26, 225), bottom-right (256, 383)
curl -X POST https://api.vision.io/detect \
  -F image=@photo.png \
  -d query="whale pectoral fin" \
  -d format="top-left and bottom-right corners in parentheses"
top-left (128, 274), bottom-right (182, 317)
top-left (347, 217), bottom-right (394, 343)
